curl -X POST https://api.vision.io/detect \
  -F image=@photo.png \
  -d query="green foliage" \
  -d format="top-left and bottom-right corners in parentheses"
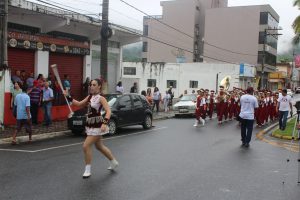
top-left (293, 1), bottom-right (300, 45)
top-left (123, 42), bottom-right (142, 62)
top-left (273, 118), bottom-right (296, 137)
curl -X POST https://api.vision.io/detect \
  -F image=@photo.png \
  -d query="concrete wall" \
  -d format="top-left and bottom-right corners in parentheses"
top-left (144, 0), bottom-right (197, 63)
top-left (143, 0), bottom-right (228, 63)
top-left (203, 6), bottom-right (261, 65)
top-left (122, 62), bottom-right (248, 97)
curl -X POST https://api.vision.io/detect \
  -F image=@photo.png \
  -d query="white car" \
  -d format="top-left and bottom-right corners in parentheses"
top-left (287, 89), bottom-right (293, 97)
top-left (173, 94), bottom-right (197, 116)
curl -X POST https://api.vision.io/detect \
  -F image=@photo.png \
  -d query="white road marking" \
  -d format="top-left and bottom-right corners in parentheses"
top-left (0, 149), bottom-right (35, 153)
top-left (0, 127), bottom-right (168, 153)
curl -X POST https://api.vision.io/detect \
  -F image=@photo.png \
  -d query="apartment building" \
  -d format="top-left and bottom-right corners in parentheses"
top-left (142, 0), bottom-right (228, 63)
top-left (203, 5), bottom-right (279, 88)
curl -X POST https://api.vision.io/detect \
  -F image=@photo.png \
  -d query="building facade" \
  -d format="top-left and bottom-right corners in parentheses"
top-left (122, 62), bottom-right (256, 97)
top-left (0, 0), bottom-right (140, 125)
top-left (142, 0), bottom-right (228, 63)
top-left (203, 5), bottom-right (280, 89)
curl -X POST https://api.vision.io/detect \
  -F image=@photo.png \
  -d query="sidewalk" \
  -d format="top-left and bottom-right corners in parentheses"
top-left (0, 111), bottom-right (175, 143)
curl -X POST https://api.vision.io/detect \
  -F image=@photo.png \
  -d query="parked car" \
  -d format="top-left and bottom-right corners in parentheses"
top-left (173, 94), bottom-right (197, 117)
top-left (68, 93), bottom-right (153, 135)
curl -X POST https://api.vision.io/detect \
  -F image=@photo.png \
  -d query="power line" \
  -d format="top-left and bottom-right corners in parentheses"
top-left (111, 22), bottom-right (255, 66)
top-left (109, 8), bottom-right (192, 47)
top-left (9, 12), bottom-right (101, 16)
top-left (111, 23), bottom-right (194, 53)
top-left (203, 41), bottom-right (258, 56)
top-left (34, 0), bottom-right (99, 18)
top-left (119, 0), bottom-right (193, 39)
top-left (119, 0), bottom-right (263, 57)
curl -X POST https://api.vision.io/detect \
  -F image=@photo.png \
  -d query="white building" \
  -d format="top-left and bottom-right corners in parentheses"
top-left (121, 62), bottom-right (256, 97)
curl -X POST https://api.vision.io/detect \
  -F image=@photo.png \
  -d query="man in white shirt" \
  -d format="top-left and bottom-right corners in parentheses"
top-left (239, 87), bottom-right (258, 148)
top-left (277, 89), bottom-right (293, 131)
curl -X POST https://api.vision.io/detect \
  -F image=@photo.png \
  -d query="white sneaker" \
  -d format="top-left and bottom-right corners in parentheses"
top-left (82, 171), bottom-right (91, 178)
top-left (193, 120), bottom-right (199, 127)
top-left (107, 159), bottom-right (119, 170)
top-left (201, 118), bottom-right (205, 126)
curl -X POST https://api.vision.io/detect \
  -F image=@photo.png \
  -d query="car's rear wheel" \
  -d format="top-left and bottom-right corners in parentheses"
top-left (143, 114), bottom-right (152, 129)
top-left (108, 119), bottom-right (117, 135)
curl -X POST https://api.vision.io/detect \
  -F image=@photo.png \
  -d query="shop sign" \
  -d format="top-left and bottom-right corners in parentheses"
top-left (8, 31), bottom-right (90, 55)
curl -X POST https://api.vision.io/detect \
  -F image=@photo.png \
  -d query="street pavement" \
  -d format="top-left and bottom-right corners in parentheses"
top-left (0, 117), bottom-right (300, 200)
top-left (0, 111), bottom-right (174, 144)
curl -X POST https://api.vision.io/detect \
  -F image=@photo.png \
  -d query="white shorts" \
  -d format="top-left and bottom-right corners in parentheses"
top-left (85, 126), bottom-right (109, 136)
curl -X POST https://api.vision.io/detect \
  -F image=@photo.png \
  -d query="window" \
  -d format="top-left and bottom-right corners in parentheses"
top-left (258, 32), bottom-right (278, 49)
top-left (123, 67), bottom-right (136, 75)
top-left (260, 12), bottom-right (268, 25)
top-left (143, 25), bottom-right (148, 36)
top-left (167, 80), bottom-right (177, 88)
top-left (257, 51), bottom-right (276, 66)
top-left (147, 79), bottom-right (156, 87)
top-left (189, 81), bottom-right (198, 88)
top-left (143, 42), bottom-right (148, 52)
top-left (133, 95), bottom-right (143, 108)
top-left (118, 95), bottom-right (132, 109)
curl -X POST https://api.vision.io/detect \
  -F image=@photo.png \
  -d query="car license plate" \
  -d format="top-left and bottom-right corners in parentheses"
top-left (73, 120), bottom-right (83, 125)
top-left (179, 109), bottom-right (188, 113)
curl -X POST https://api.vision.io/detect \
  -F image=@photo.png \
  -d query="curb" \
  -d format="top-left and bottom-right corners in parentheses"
top-left (0, 114), bottom-right (175, 145)
top-left (256, 116), bottom-right (296, 141)
top-left (0, 130), bottom-right (71, 145)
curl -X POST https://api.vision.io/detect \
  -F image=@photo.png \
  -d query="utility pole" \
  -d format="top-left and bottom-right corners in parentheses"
top-left (0, 0), bottom-right (8, 129)
top-left (100, 0), bottom-right (112, 92)
top-left (0, 0), bottom-right (8, 71)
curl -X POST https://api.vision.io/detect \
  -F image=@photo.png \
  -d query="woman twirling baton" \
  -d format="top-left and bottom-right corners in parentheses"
top-left (64, 79), bottom-right (118, 178)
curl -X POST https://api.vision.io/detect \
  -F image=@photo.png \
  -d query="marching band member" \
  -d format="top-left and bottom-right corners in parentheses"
top-left (217, 86), bottom-right (226, 124)
top-left (256, 92), bottom-right (265, 127)
top-left (208, 90), bottom-right (215, 120)
top-left (194, 89), bottom-right (206, 127)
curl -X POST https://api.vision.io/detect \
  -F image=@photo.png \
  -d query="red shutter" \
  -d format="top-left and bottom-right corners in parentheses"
top-left (49, 53), bottom-right (83, 100)
top-left (8, 48), bottom-right (35, 74)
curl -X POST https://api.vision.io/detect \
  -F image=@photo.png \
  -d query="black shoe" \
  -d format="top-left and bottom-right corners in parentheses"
top-left (241, 143), bottom-right (246, 147)
top-left (244, 143), bottom-right (250, 148)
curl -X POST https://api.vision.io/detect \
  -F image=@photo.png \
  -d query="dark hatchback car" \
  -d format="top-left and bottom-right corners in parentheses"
top-left (68, 93), bottom-right (153, 135)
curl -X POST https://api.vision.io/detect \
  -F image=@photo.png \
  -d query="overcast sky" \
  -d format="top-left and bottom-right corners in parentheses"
top-left (27, 0), bottom-right (299, 54)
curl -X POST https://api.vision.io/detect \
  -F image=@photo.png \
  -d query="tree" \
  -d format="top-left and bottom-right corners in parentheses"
top-left (292, 0), bottom-right (300, 44)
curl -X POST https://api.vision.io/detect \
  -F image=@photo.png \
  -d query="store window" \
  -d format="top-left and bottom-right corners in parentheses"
top-left (189, 81), bottom-right (198, 88)
top-left (147, 79), bottom-right (156, 87)
top-left (167, 80), bottom-right (177, 88)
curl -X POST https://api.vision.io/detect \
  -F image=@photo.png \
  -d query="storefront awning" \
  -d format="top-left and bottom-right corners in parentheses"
top-left (269, 79), bottom-right (284, 83)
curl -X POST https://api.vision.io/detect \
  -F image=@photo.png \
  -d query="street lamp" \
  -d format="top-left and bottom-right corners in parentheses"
top-left (216, 72), bottom-right (221, 93)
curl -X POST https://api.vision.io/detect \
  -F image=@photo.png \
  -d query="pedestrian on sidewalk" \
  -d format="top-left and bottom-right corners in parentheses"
top-left (12, 84), bottom-right (32, 145)
top-left (64, 79), bottom-right (118, 178)
top-left (239, 87), bottom-right (258, 148)
top-left (163, 91), bottom-right (171, 112)
top-left (42, 81), bottom-right (54, 126)
top-left (10, 81), bottom-right (22, 118)
top-left (277, 89), bottom-right (293, 131)
top-left (152, 87), bottom-right (161, 112)
top-left (28, 80), bottom-right (42, 125)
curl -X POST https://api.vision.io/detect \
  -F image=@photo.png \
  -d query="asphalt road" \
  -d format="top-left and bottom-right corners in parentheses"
top-left (0, 118), bottom-right (300, 200)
